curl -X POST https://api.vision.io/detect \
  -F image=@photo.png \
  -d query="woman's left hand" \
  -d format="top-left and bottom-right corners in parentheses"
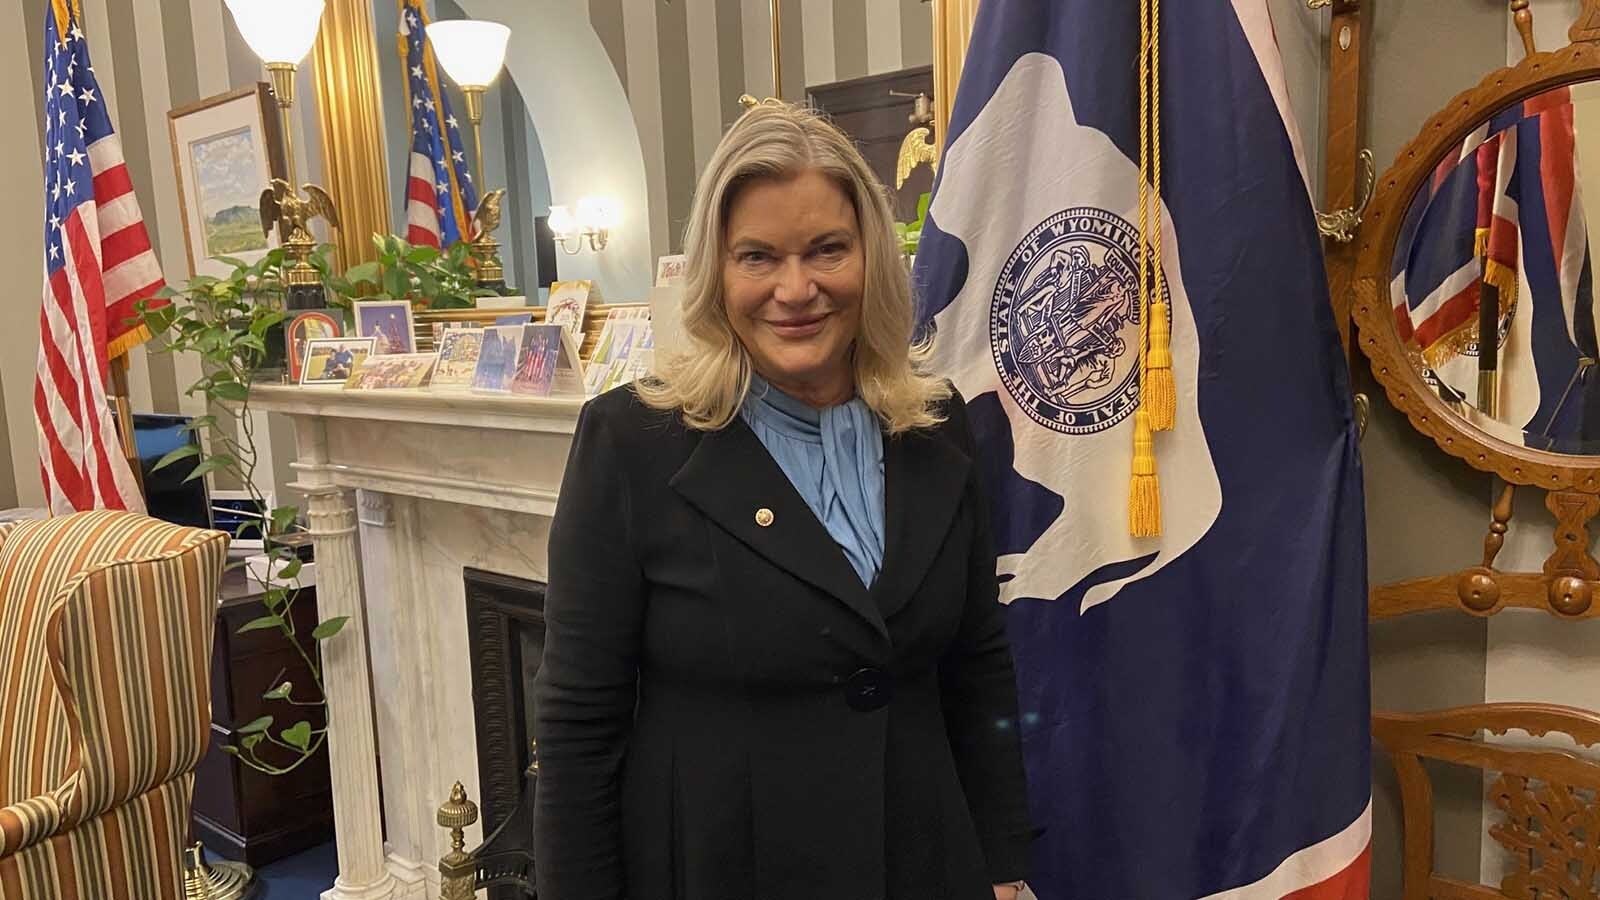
top-left (993, 885), bottom-right (1021, 900)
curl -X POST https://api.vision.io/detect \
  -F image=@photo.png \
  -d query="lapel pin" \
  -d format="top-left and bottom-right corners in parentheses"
top-left (755, 508), bottom-right (774, 527)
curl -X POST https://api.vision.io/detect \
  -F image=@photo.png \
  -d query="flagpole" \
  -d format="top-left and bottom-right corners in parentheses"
top-left (107, 355), bottom-right (144, 500)
top-left (770, 0), bottom-right (783, 98)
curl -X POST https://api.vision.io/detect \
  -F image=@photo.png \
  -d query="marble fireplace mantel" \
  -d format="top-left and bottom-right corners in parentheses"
top-left (252, 385), bottom-right (587, 900)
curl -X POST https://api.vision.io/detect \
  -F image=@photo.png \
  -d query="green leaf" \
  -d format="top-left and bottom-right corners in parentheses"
top-left (211, 379), bottom-right (250, 402)
top-left (262, 586), bottom-right (286, 612)
top-left (270, 505), bottom-right (298, 534)
top-left (180, 415), bottom-right (218, 433)
top-left (182, 454), bottom-right (236, 483)
top-left (382, 267), bottom-right (407, 299)
top-left (221, 744), bottom-right (239, 756)
top-left (153, 285), bottom-right (181, 300)
top-left (238, 715), bottom-right (274, 735)
top-left (213, 255), bottom-right (251, 270)
top-left (281, 721), bottom-right (313, 751)
top-left (241, 733), bottom-right (264, 750)
top-left (311, 616), bottom-right (350, 641)
top-left (150, 444), bottom-right (200, 473)
top-left (238, 615), bottom-right (284, 633)
top-left (344, 261), bottom-right (381, 285)
top-left (405, 244), bottom-right (440, 265)
top-left (249, 309), bottom-right (288, 339)
top-left (262, 681), bottom-right (294, 701)
top-left (278, 558), bottom-right (304, 580)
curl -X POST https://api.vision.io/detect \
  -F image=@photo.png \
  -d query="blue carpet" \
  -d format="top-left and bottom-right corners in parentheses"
top-left (206, 842), bottom-right (336, 899)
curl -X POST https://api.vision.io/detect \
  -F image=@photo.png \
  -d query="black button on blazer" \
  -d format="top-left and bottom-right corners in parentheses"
top-left (533, 385), bottom-right (1034, 900)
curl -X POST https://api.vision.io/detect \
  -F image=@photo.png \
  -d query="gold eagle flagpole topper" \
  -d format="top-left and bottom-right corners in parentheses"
top-left (259, 178), bottom-right (340, 309)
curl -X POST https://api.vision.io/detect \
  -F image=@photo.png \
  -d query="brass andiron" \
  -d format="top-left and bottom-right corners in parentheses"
top-left (435, 740), bottom-right (542, 898)
top-left (438, 781), bottom-right (480, 900)
top-left (181, 843), bottom-right (254, 900)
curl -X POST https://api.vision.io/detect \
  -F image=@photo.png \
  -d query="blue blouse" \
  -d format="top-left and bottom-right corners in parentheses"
top-left (740, 377), bottom-right (886, 587)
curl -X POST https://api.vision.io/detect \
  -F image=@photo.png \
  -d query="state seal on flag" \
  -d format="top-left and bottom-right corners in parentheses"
top-left (991, 207), bottom-right (1165, 435)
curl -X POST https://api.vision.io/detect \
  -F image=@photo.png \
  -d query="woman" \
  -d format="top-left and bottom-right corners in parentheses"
top-left (534, 101), bottom-right (1033, 900)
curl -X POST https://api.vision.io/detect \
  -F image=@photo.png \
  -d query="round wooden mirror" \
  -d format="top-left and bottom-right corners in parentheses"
top-left (1354, 7), bottom-right (1600, 492)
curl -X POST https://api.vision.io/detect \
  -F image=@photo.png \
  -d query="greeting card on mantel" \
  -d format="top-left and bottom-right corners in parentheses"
top-left (546, 280), bottom-right (597, 336)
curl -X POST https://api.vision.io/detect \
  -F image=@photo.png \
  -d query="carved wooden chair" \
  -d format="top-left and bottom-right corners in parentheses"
top-left (1370, 677), bottom-right (1600, 898)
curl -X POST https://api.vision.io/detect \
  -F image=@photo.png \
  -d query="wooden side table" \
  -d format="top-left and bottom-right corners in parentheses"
top-left (192, 570), bottom-right (335, 865)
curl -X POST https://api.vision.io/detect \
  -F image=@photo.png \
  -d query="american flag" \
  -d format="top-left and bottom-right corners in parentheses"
top-left (35, 2), bottom-right (162, 515)
top-left (398, 0), bottom-right (477, 248)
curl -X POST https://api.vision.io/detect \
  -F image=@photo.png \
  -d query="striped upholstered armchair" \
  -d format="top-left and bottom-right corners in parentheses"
top-left (0, 510), bottom-right (228, 899)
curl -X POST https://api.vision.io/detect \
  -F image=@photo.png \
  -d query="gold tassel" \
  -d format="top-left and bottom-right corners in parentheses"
top-left (1129, 409), bottom-right (1162, 537)
top-left (1145, 300), bottom-right (1175, 431)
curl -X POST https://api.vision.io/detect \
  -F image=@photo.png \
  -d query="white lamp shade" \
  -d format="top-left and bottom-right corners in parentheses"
top-left (578, 197), bottom-right (619, 230)
top-left (546, 205), bottom-right (575, 236)
top-left (224, 0), bottom-right (325, 65)
top-left (427, 20), bottom-right (511, 89)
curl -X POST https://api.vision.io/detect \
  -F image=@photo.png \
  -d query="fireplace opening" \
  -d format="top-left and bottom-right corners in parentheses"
top-left (463, 567), bottom-right (546, 898)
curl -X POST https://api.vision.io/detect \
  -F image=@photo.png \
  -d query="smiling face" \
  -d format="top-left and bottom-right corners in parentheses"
top-left (721, 168), bottom-right (865, 408)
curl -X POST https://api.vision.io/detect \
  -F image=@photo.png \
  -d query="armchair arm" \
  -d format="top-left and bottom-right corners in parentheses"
top-left (0, 793), bottom-right (65, 857)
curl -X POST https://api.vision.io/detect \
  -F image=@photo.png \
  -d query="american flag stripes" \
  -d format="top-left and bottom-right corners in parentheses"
top-left (35, 1), bottom-right (162, 515)
top-left (398, 0), bottom-right (477, 248)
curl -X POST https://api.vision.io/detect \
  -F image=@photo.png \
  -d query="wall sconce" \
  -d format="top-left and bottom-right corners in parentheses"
top-left (547, 198), bottom-right (616, 254)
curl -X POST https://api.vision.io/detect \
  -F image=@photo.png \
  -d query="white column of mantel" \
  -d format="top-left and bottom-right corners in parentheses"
top-left (359, 490), bottom-right (450, 899)
top-left (287, 415), bottom-right (398, 900)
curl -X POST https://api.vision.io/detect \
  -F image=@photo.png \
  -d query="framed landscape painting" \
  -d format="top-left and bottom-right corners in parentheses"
top-left (168, 84), bottom-right (286, 278)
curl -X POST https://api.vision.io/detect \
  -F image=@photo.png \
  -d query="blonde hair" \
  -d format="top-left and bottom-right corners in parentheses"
top-left (636, 101), bottom-right (949, 434)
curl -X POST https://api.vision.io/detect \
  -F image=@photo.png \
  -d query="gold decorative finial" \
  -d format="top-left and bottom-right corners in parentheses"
top-left (438, 781), bottom-right (479, 900)
top-left (1509, 0), bottom-right (1536, 56)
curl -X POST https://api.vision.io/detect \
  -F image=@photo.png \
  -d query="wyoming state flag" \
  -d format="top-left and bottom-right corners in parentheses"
top-left (914, 1), bottom-right (1372, 897)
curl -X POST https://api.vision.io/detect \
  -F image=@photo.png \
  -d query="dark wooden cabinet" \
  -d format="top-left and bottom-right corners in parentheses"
top-left (192, 572), bottom-right (335, 865)
top-left (808, 65), bottom-right (937, 223)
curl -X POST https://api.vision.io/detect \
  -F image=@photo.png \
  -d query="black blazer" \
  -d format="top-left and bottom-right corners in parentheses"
top-left (533, 385), bottom-right (1033, 900)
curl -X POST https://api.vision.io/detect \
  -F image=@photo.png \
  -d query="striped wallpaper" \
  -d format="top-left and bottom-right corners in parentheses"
top-left (0, 0), bottom-right (932, 508)
top-left (589, 0), bottom-right (934, 258)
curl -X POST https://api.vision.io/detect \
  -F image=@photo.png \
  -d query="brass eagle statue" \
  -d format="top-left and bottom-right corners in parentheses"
top-left (259, 179), bottom-right (340, 242)
top-left (471, 189), bottom-right (506, 241)
top-left (894, 91), bottom-right (939, 190)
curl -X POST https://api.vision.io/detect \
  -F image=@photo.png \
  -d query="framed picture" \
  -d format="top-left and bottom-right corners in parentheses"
top-left (654, 254), bottom-right (686, 287)
top-left (344, 353), bottom-right (436, 390)
top-left (300, 337), bottom-right (375, 386)
top-left (354, 300), bottom-right (418, 355)
top-left (168, 84), bottom-right (285, 278)
top-left (285, 310), bottom-right (342, 384)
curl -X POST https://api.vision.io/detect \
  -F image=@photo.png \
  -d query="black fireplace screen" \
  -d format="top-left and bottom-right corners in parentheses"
top-left (463, 567), bottom-right (547, 896)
